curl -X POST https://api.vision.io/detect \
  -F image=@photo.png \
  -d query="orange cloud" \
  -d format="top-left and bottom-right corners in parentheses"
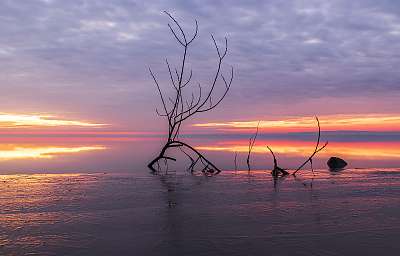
top-left (0, 113), bottom-right (108, 128)
top-left (193, 114), bottom-right (400, 132)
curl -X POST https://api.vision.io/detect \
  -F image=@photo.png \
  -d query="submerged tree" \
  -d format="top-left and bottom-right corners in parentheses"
top-left (148, 11), bottom-right (233, 175)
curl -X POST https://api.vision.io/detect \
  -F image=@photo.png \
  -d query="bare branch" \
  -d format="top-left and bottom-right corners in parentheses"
top-left (156, 108), bottom-right (168, 117)
top-left (182, 69), bottom-right (193, 87)
top-left (247, 121), bottom-right (260, 172)
top-left (234, 151), bottom-right (238, 172)
top-left (222, 37), bottom-right (228, 58)
top-left (149, 68), bottom-right (169, 117)
top-left (197, 66), bottom-right (233, 113)
top-left (174, 68), bottom-right (180, 83)
top-left (164, 11), bottom-right (187, 45)
top-left (292, 116), bottom-right (328, 175)
top-left (267, 146), bottom-right (278, 169)
top-left (167, 23), bottom-right (185, 46)
top-left (166, 59), bottom-right (178, 90)
top-left (267, 146), bottom-right (289, 177)
top-left (188, 19), bottom-right (198, 45)
top-left (211, 34), bottom-right (221, 58)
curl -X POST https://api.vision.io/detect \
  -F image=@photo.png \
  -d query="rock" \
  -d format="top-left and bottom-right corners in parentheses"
top-left (327, 157), bottom-right (347, 170)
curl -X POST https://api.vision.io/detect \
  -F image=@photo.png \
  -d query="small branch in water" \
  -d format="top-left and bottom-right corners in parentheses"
top-left (266, 146), bottom-right (289, 177)
top-left (292, 116), bottom-right (328, 176)
top-left (247, 121), bottom-right (260, 173)
top-left (265, 116), bottom-right (327, 178)
top-left (234, 151), bottom-right (238, 172)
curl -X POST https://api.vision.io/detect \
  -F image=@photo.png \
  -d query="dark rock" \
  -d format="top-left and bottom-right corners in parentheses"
top-left (327, 157), bottom-right (347, 170)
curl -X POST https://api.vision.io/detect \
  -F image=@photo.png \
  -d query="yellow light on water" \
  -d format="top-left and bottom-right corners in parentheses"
top-left (196, 141), bottom-right (400, 159)
top-left (0, 145), bottom-right (106, 160)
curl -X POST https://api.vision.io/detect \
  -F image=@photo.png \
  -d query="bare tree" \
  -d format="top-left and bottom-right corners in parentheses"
top-left (148, 11), bottom-right (233, 175)
top-left (267, 116), bottom-right (328, 177)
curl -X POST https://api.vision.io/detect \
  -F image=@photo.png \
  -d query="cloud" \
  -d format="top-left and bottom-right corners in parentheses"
top-left (0, 0), bottom-right (399, 130)
top-left (0, 113), bottom-right (108, 128)
top-left (194, 114), bottom-right (400, 132)
top-left (79, 20), bottom-right (117, 31)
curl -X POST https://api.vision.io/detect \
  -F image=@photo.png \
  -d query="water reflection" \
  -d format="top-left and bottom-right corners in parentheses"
top-left (196, 140), bottom-right (400, 160)
top-left (0, 136), bottom-right (399, 173)
top-left (0, 144), bottom-right (106, 160)
top-left (1, 170), bottom-right (400, 255)
top-left (0, 137), bottom-right (160, 173)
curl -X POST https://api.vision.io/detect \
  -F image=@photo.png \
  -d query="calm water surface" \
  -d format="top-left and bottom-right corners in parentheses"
top-left (1, 135), bottom-right (400, 255)
top-left (1, 169), bottom-right (400, 255)
top-left (1, 134), bottom-right (400, 173)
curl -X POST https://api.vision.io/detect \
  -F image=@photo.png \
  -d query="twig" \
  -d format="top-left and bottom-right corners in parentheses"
top-left (246, 121), bottom-right (260, 173)
top-left (292, 116), bottom-right (328, 176)
top-left (234, 151), bottom-right (238, 172)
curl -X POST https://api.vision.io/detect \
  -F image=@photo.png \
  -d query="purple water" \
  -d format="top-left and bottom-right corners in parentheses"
top-left (1, 169), bottom-right (399, 255)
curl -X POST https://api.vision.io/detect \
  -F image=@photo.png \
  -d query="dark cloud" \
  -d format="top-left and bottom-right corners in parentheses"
top-left (0, 0), bottom-right (399, 129)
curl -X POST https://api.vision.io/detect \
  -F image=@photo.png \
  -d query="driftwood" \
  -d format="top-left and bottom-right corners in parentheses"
top-left (267, 146), bottom-right (289, 177)
top-left (148, 11), bottom-right (233, 175)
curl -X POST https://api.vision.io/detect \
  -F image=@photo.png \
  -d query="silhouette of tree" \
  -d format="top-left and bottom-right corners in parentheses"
top-left (148, 11), bottom-right (233, 175)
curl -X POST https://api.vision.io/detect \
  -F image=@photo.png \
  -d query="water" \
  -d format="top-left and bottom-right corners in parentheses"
top-left (1, 135), bottom-right (400, 174)
top-left (1, 134), bottom-right (400, 255)
top-left (1, 169), bottom-right (400, 255)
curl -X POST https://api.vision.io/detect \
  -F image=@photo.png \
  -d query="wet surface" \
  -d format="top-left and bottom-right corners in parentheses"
top-left (1, 169), bottom-right (400, 255)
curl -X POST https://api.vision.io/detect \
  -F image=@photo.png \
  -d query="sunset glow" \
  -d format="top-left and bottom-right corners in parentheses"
top-left (194, 114), bottom-right (400, 132)
top-left (0, 113), bottom-right (108, 128)
top-left (0, 144), bottom-right (106, 160)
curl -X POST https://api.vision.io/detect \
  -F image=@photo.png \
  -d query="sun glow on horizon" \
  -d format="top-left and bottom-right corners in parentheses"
top-left (193, 114), bottom-right (400, 132)
top-left (0, 113), bottom-right (108, 128)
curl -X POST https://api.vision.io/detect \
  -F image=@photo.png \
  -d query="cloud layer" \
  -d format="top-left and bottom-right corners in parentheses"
top-left (0, 0), bottom-right (399, 131)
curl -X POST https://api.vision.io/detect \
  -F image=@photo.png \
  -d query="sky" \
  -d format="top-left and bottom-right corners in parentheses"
top-left (1, 0), bottom-right (400, 134)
